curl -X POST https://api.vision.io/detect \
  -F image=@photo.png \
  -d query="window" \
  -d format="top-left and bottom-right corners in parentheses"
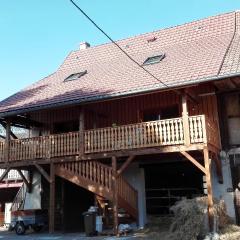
top-left (143, 105), bottom-right (179, 122)
top-left (53, 121), bottom-right (79, 134)
top-left (64, 70), bottom-right (87, 82)
top-left (143, 54), bottom-right (165, 66)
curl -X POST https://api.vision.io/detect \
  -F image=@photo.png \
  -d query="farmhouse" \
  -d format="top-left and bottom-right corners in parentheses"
top-left (0, 11), bottom-right (240, 234)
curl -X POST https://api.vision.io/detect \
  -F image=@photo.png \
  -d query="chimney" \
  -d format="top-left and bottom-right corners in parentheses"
top-left (79, 42), bottom-right (90, 50)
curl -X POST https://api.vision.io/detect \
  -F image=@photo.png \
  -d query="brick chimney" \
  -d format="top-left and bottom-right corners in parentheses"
top-left (79, 42), bottom-right (90, 50)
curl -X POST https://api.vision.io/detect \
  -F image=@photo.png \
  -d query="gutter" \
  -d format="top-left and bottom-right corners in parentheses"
top-left (0, 71), bottom-right (240, 119)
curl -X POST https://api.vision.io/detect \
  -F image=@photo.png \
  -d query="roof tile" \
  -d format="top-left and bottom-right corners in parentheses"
top-left (0, 11), bottom-right (238, 116)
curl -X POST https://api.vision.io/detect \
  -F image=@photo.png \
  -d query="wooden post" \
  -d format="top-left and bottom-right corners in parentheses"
top-left (203, 147), bottom-right (214, 231)
top-left (49, 162), bottom-right (55, 233)
top-left (61, 178), bottom-right (65, 233)
top-left (182, 94), bottom-right (190, 146)
top-left (5, 120), bottom-right (11, 162)
top-left (79, 107), bottom-right (85, 156)
top-left (112, 156), bottom-right (119, 236)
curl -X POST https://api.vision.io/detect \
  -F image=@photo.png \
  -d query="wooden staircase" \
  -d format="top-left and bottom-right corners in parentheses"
top-left (11, 183), bottom-right (26, 212)
top-left (55, 161), bottom-right (138, 220)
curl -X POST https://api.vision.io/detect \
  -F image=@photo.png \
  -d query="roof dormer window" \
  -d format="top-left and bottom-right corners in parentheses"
top-left (64, 70), bottom-right (87, 82)
top-left (143, 54), bottom-right (165, 66)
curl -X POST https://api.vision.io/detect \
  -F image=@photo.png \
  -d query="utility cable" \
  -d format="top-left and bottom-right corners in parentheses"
top-left (69, 0), bottom-right (172, 89)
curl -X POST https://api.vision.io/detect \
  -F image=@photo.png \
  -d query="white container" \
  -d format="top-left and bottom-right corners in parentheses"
top-left (4, 203), bottom-right (12, 226)
top-left (96, 216), bottom-right (103, 233)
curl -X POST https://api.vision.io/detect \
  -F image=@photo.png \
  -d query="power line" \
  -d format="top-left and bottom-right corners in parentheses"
top-left (69, 0), bottom-right (171, 89)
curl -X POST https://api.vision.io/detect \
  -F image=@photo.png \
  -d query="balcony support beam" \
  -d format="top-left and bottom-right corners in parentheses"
top-left (180, 151), bottom-right (206, 174)
top-left (49, 162), bottom-right (55, 234)
top-left (34, 163), bottom-right (51, 183)
top-left (112, 156), bottom-right (119, 236)
top-left (181, 94), bottom-right (190, 146)
top-left (16, 169), bottom-right (31, 192)
top-left (117, 155), bottom-right (135, 178)
top-left (203, 147), bottom-right (214, 231)
top-left (0, 166), bottom-right (11, 182)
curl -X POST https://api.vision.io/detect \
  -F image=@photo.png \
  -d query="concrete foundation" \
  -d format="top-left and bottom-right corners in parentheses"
top-left (24, 171), bottom-right (41, 209)
top-left (123, 163), bottom-right (147, 228)
top-left (212, 150), bottom-right (236, 221)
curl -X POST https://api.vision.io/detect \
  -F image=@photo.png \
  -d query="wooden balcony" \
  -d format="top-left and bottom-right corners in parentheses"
top-left (0, 115), bottom-right (220, 163)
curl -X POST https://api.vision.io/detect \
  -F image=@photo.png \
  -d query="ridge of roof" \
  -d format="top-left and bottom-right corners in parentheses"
top-left (69, 10), bottom-right (237, 54)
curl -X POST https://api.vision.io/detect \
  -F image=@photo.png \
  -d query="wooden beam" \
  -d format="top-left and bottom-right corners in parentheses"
top-left (55, 165), bottom-right (113, 200)
top-left (229, 78), bottom-right (238, 88)
top-left (34, 163), bottom-right (51, 183)
top-left (61, 179), bottom-right (65, 233)
top-left (0, 166), bottom-right (11, 182)
top-left (0, 135), bottom-right (5, 140)
top-left (1, 116), bottom-right (43, 129)
top-left (82, 144), bottom-right (205, 160)
top-left (112, 156), bottom-right (119, 236)
top-left (16, 169), bottom-right (31, 192)
top-left (1, 122), bottom-right (18, 140)
top-left (181, 94), bottom-right (190, 146)
top-left (49, 162), bottom-right (55, 234)
top-left (211, 152), bottom-right (223, 184)
top-left (185, 88), bottom-right (199, 104)
top-left (5, 120), bottom-right (10, 162)
top-left (117, 155), bottom-right (135, 177)
top-left (10, 131), bottom-right (18, 140)
top-left (79, 107), bottom-right (85, 156)
top-left (0, 143), bottom-right (207, 169)
top-left (203, 147), bottom-right (214, 231)
top-left (180, 151), bottom-right (206, 174)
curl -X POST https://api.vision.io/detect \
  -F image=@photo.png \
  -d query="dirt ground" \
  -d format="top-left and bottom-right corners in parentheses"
top-left (1, 217), bottom-right (240, 240)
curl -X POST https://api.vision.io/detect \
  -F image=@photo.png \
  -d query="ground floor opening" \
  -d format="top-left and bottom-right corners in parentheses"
top-left (140, 153), bottom-right (205, 216)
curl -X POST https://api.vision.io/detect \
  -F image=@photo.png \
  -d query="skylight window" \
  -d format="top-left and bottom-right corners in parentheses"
top-left (64, 70), bottom-right (87, 82)
top-left (143, 54), bottom-right (165, 66)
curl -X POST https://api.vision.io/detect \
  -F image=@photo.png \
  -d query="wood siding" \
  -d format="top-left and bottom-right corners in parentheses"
top-left (29, 83), bottom-right (220, 133)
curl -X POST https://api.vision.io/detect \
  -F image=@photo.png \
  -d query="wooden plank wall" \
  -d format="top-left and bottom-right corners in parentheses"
top-left (29, 83), bottom-right (219, 131)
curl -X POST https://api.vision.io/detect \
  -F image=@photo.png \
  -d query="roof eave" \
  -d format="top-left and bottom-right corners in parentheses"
top-left (0, 72), bottom-right (240, 119)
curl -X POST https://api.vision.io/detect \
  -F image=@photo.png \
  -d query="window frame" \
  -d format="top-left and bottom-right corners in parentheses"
top-left (143, 54), bottom-right (165, 66)
top-left (64, 70), bottom-right (87, 82)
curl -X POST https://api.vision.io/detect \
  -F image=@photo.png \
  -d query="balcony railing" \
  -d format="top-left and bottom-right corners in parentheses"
top-left (84, 117), bottom-right (185, 153)
top-left (0, 115), bottom-right (219, 162)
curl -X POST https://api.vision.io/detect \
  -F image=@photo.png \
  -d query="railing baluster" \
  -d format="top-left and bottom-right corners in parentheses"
top-left (3, 115), bottom-right (211, 161)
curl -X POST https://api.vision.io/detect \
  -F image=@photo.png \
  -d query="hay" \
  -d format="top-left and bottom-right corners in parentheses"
top-left (133, 197), bottom-right (234, 240)
top-left (166, 198), bottom-right (207, 240)
top-left (165, 197), bottom-right (230, 240)
top-left (219, 224), bottom-right (240, 240)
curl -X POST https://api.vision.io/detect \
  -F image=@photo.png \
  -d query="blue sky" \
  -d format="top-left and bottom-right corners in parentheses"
top-left (0, 0), bottom-right (239, 101)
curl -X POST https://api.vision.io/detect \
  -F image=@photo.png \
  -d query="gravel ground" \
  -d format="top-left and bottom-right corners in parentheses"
top-left (0, 227), bottom-right (150, 240)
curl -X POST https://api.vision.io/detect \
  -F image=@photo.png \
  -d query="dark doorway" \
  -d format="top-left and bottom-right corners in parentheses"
top-left (143, 161), bottom-right (203, 215)
top-left (63, 180), bottom-right (94, 232)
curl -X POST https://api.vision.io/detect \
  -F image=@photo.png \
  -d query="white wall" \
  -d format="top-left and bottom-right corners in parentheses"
top-left (212, 150), bottom-right (236, 221)
top-left (24, 171), bottom-right (41, 210)
top-left (123, 163), bottom-right (147, 228)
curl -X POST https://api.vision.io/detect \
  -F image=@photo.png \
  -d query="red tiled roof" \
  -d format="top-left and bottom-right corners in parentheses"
top-left (0, 11), bottom-right (240, 117)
